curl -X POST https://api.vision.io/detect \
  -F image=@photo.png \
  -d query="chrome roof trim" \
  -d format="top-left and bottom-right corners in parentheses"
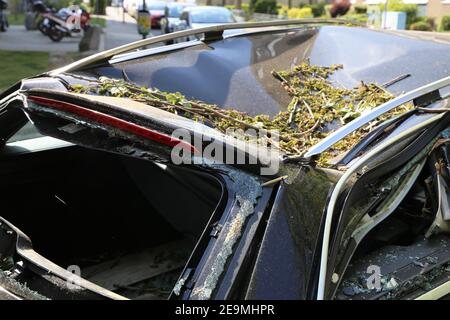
top-left (49, 18), bottom-right (358, 75)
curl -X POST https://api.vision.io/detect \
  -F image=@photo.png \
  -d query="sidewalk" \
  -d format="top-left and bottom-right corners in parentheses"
top-left (384, 29), bottom-right (450, 45)
top-left (103, 6), bottom-right (162, 50)
top-left (0, 26), bottom-right (79, 52)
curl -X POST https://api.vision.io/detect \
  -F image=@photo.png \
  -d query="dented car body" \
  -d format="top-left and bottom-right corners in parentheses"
top-left (0, 20), bottom-right (450, 300)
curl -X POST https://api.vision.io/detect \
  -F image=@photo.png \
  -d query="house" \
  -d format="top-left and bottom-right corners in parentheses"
top-left (427, 0), bottom-right (450, 22)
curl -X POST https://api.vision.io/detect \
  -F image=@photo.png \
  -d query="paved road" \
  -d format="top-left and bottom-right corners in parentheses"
top-left (104, 6), bottom-right (162, 50)
top-left (383, 29), bottom-right (450, 45)
top-left (0, 25), bottom-right (79, 52)
top-left (0, 7), bottom-right (162, 53)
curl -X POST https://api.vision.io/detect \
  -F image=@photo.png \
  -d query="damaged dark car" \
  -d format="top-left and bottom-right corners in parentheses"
top-left (0, 19), bottom-right (449, 300)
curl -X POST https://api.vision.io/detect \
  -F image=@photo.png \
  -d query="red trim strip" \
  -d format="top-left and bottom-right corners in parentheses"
top-left (28, 95), bottom-right (198, 154)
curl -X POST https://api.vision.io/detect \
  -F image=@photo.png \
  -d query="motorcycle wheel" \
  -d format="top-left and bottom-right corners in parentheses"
top-left (48, 26), bottom-right (64, 42)
top-left (37, 21), bottom-right (48, 35)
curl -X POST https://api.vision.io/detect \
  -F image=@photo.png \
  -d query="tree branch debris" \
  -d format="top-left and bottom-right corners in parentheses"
top-left (69, 62), bottom-right (413, 167)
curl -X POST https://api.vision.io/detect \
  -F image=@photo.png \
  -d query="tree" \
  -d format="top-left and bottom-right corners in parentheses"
top-left (94, 0), bottom-right (107, 14)
top-left (249, 0), bottom-right (257, 12)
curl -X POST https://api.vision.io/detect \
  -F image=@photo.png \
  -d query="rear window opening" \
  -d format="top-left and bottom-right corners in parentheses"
top-left (0, 145), bottom-right (223, 299)
top-left (6, 121), bottom-right (43, 143)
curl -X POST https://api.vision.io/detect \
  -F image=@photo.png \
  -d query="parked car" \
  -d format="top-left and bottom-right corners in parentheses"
top-left (173, 6), bottom-right (236, 42)
top-left (147, 1), bottom-right (166, 28)
top-left (0, 19), bottom-right (450, 300)
top-left (126, 0), bottom-right (165, 27)
top-left (160, 2), bottom-right (197, 44)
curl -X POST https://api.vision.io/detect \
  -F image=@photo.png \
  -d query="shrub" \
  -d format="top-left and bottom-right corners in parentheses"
top-left (95, 0), bottom-right (107, 15)
top-left (409, 16), bottom-right (435, 30)
top-left (308, 2), bottom-right (326, 17)
top-left (343, 13), bottom-right (368, 23)
top-left (278, 5), bottom-right (288, 16)
top-left (287, 7), bottom-right (313, 19)
top-left (353, 4), bottom-right (367, 14)
top-left (253, 0), bottom-right (278, 14)
top-left (409, 20), bottom-right (432, 31)
top-left (424, 17), bottom-right (436, 30)
top-left (440, 15), bottom-right (450, 31)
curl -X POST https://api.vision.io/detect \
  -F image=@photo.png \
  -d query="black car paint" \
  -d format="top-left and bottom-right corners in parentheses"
top-left (175, 169), bottom-right (273, 300)
top-left (0, 25), bottom-right (449, 300)
top-left (62, 26), bottom-right (450, 118)
top-left (245, 166), bottom-right (341, 299)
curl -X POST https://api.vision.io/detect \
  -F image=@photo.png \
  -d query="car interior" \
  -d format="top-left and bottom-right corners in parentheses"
top-left (0, 121), bottom-right (224, 299)
top-left (336, 145), bottom-right (450, 299)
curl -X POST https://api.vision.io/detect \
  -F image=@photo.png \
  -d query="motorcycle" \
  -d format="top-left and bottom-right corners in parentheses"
top-left (26, 0), bottom-right (49, 34)
top-left (28, 1), bottom-right (90, 42)
top-left (0, 0), bottom-right (8, 32)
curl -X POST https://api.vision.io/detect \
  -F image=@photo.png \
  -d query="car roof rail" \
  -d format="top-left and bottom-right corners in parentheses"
top-left (50, 18), bottom-right (359, 75)
top-left (304, 76), bottom-right (450, 158)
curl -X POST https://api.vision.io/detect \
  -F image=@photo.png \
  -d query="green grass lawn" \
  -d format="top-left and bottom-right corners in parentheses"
top-left (8, 14), bottom-right (25, 26)
top-left (90, 17), bottom-right (106, 28)
top-left (0, 50), bottom-right (49, 91)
